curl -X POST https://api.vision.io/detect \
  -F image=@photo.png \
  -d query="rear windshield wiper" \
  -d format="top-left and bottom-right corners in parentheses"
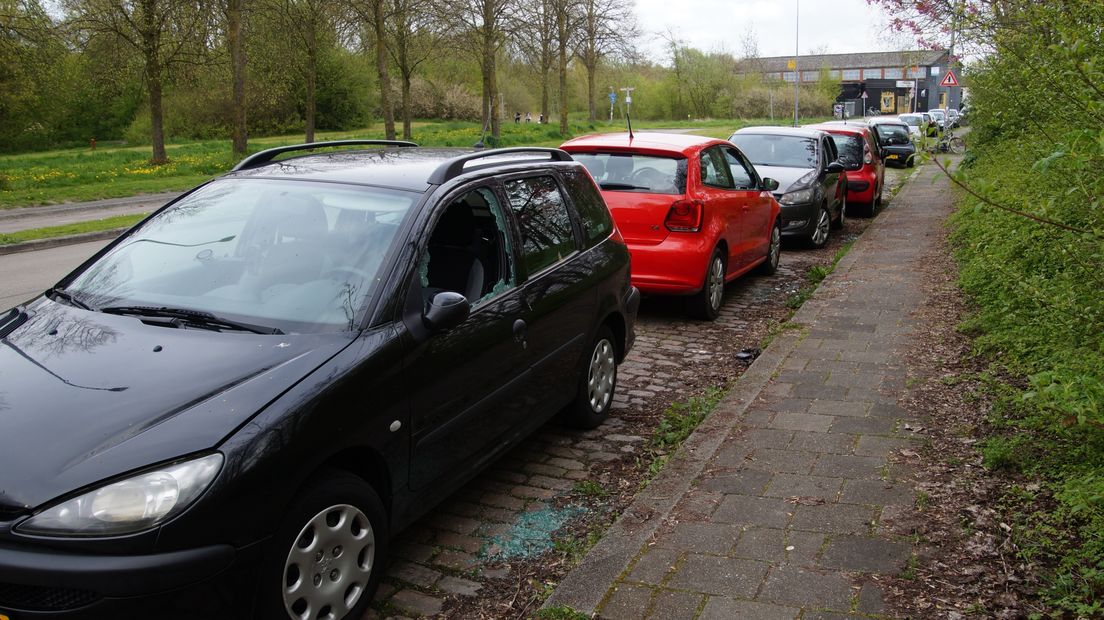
top-left (599, 182), bottom-right (650, 190)
top-left (46, 287), bottom-right (92, 310)
top-left (100, 305), bottom-right (284, 335)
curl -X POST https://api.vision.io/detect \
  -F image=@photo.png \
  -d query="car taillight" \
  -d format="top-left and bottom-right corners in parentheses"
top-left (665, 199), bottom-right (703, 232)
top-left (864, 143), bottom-right (873, 165)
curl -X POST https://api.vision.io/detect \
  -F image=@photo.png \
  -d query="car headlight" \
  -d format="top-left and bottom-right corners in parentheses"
top-left (780, 187), bottom-right (815, 205)
top-left (18, 453), bottom-right (223, 536)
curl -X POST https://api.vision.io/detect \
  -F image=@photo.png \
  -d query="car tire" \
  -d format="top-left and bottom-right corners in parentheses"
top-left (807, 205), bottom-right (831, 248)
top-left (563, 325), bottom-right (618, 429)
top-left (756, 218), bottom-right (781, 276)
top-left (258, 471), bottom-right (387, 620)
top-left (689, 247), bottom-right (726, 320)
top-left (831, 194), bottom-right (846, 230)
top-left (906, 155), bottom-right (915, 168)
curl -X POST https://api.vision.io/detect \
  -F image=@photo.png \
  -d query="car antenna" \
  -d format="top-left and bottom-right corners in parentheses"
top-left (626, 109), bottom-right (634, 141)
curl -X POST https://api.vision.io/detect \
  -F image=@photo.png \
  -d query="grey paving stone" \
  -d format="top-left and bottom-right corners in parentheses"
top-left (764, 473), bottom-right (843, 501)
top-left (744, 447), bottom-right (817, 474)
top-left (712, 495), bottom-right (793, 527)
top-left (868, 402), bottom-right (908, 418)
top-left (743, 428), bottom-right (795, 449)
top-left (769, 412), bottom-right (835, 433)
top-left (438, 575), bottom-right (482, 596)
top-left (732, 526), bottom-right (785, 561)
top-left (699, 470), bottom-right (771, 496)
top-left (854, 435), bottom-right (916, 458)
top-left (808, 400), bottom-right (871, 418)
top-left (389, 589), bottom-right (444, 616)
top-left (673, 490), bottom-right (725, 520)
top-left (655, 521), bottom-right (741, 555)
top-left (389, 561), bottom-right (442, 588)
top-left (784, 529), bottom-right (828, 566)
top-left (741, 410), bottom-right (774, 428)
top-left (698, 597), bottom-right (800, 620)
top-left (825, 372), bottom-right (881, 388)
top-left (599, 583), bottom-right (653, 620)
top-left (666, 554), bottom-right (768, 597)
top-left (802, 612), bottom-right (862, 620)
top-left (769, 398), bottom-right (815, 413)
top-left (840, 479), bottom-right (916, 506)
top-left (649, 589), bottom-right (705, 619)
top-left (791, 504), bottom-right (877, 534)
top-left (792, 384), bottom-right (850, 400)
top-left (858, 581), bottom-right (887, 614)
top-left (626, 547), bottom-right (682, 585)
top-left (811, 453), bottom-right (887, 479)
top-left (821, 535), bottom-right (912, 573)
top-left (758, 565), bottom-right (856, 610)
top-left (789, 431), bottom-right (856, 454)
top-left (711, 442), bottom-right (754, 468)
top-left (829, 416), bottom-right (897, 435)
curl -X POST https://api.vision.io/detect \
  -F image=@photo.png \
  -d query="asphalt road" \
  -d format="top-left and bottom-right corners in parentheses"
top-left (0, 240), bottom-right (109, 309)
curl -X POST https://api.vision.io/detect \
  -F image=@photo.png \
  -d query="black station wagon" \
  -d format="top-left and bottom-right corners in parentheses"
top-left (0, 142), bottom-right (639, 619)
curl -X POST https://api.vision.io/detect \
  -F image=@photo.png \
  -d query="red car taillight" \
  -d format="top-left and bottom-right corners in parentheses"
top-left (665, 199), bottom-right (703, 232)
top-left (864, 143), bottom-right (873, 165)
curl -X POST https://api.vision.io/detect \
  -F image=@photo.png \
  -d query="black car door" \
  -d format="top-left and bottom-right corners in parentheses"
top-left (501, 174), bottom-right (596, 427)
top-left (405, 185), bottom-right (530, 491)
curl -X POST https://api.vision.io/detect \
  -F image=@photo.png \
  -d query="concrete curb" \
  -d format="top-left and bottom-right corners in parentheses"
top-left (0, 228), bottom-right (125, 256)
top-left (542, 170), bottom-right (906, 615)
top-left (0, 192), bottom-right (180, 222)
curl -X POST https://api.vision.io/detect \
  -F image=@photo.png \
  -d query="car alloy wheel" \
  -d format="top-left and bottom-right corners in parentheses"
top-left (832, 194), bottom-right (847, 230)
top-left (689, 248), bottom-right (726, 320)
top-left (707, 254), bottom-right (725, 312)
top-left (588, 337), bottom-right (616, 414)
top-left (757, 220), bottom-right (781, 275)
top-left (282, 504), bottom-right (376, 620)
top-left (809, 206), bottom-right (831, 247)
top-left (564, 325), bottom-right (618, 429)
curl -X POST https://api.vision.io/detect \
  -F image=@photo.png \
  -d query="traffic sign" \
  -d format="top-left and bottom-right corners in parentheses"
top-left (940, 70), bottom-right (959, 87)
top-left (608, 92), bottom-right (616, 103)
top-left (860, 91), bottom-right (868, 99)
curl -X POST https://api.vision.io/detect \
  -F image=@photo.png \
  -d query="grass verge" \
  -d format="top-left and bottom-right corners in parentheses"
top-left (0, 214), bottom-right (144, 245)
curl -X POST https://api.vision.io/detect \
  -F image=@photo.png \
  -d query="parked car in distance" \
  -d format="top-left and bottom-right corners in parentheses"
top-left (920, 112), bottom-right (940, 137)
top-left (897, 113), bottom-right (925, 138)
top-left (560, 133), bottom-right (782, 320)
top-left (0, 142), bottom-right (640, 620)
top-left (867, 116), bottom-right (917, 168)
top-left (946, 108), bottom-right (960, 128)
top-left (806, 122), bottom-right (885, 217)
top-left (928, 109), bottom-right (947, 131)
top-left (729, 126), bottom-right (847, 248)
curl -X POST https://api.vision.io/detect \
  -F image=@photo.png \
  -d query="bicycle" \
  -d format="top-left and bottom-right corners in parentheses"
top-left (932, 127), bottom-right (965, 154)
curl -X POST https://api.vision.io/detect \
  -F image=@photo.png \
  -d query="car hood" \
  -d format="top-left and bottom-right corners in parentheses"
top-left (0, 298), bottom-right (356, 515)
top-left (754, 165), bottom-right (817, 194)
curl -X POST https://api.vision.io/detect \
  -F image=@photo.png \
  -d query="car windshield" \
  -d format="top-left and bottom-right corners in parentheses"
top-left (826, 133), bottom-right (863, 170)
top-left (899, 115), bottom-right (921, 126)
top-left (570, 152), bottom-right (687, 194)
top-left (64, 178), bottom-right (418, 333)
top-left (730, 134), bottom-right (818, 169)
top-left (877, 124), bottom-right (911, 144)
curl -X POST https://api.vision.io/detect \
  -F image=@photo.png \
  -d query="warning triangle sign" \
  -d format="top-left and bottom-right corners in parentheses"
top-left (940, 70), bottom-right (959, 87)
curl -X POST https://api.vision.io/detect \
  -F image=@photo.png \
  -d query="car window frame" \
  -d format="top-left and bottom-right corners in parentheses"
top-left (699, 145), bottom-right (735, 190)
top-left (723, 146), bottom-right (760, 191)
top-left (496, 170), bottom-right (584, 283)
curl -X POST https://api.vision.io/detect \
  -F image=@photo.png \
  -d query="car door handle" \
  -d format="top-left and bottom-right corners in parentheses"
top-left (513, 319), bottom-right (527, 349)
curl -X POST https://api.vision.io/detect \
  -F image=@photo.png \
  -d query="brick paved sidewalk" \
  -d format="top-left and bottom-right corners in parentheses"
top-left (545, 160), bottom-right (958, 619)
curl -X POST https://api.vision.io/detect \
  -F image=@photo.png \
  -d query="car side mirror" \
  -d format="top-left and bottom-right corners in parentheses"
top-left (424, 291), bottom-right (470, 332)
top-left (760, 177), bottom-right (780, 192)
top-left (826, 161), bottom-right (845, 174)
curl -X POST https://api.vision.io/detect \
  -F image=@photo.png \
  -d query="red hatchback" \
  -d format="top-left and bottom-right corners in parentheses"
top-left (806, 122), bottom-right (885, 217)
top-left (561, 133), bottom-right (782, 320)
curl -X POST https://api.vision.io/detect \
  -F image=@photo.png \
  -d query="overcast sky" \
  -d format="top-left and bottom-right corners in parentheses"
top-left (633, 0), bottom-right (907, 61)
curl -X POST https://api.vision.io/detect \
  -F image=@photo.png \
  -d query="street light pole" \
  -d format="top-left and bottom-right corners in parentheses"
top-left (793, 0), bottom-right (799, 127)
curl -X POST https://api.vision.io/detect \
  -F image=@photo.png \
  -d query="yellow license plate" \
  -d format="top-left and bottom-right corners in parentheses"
top-left (886, 154), bottom-right (898, 160)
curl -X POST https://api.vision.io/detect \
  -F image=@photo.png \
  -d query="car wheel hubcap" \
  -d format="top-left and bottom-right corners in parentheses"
top-left (283, 504), bottom-right (375, 620)
top-left (768, 226), bottom-right (780, 268)
top-left (708, 256), bottom-right (724, 310)
top-left (587, 339), bottom-right (616, 413)
top-left (812, 209), bottom-right (830, 245)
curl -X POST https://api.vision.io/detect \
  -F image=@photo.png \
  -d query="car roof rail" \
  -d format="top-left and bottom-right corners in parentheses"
top-left (232, 140), bottom-right (419, 171)
top-left (428, 147), bottom-right (573, 185)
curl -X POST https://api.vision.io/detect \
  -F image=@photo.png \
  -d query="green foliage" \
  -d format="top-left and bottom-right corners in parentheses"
top-left (533, 606), bottom-right (590, 620)
top-left (946, 1), bottom-right (1104, 613)
top-left (649, 387), bottom-right (726, 461)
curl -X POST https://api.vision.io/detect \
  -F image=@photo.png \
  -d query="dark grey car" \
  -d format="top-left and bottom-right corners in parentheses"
top-left (729, 127), bottom-right (846, 248)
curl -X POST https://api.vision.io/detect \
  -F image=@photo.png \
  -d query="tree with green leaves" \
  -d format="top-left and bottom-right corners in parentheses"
top-left (575, 0), bottom-right (635, 121)
top-left (63, 0), bottom-right (215, 163)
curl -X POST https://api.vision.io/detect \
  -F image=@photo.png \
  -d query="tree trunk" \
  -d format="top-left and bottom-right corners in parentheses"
top-left (401, 73), bottom-right (412, 140)
top-left (586, 55), bottom-right (596, 121)
top-left (305, 49), bottom-right (316, 142)
top-left (228, 0), bottom-right (247, 155)
top-left (373, 0), bottom-right (395, 140)
top-left (142, 0), bottom-right (167, 164)
top-left (557, 8), bottom-right (568, 135)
